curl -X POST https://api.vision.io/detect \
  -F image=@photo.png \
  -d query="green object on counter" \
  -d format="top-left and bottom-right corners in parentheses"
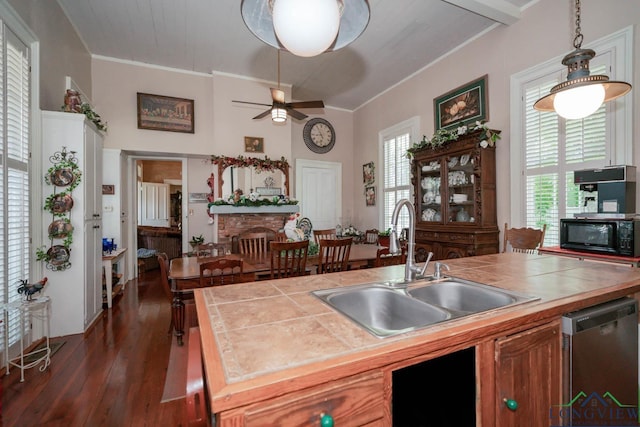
top-left (320, 413), bottom-right (334, 427)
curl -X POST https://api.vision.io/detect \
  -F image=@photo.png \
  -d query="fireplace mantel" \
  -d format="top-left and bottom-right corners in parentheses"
top-left (209, 205), bottom-right (300, 215)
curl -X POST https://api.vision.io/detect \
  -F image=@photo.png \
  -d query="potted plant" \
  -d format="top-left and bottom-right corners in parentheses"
top-left (189, 234), bottom-right (204, 250)
top-left (378, 228), bottom-right (392, 248)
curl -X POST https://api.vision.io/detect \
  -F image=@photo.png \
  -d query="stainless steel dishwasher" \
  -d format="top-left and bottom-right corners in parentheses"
top-left (561, 297), bottom-right (638, 426)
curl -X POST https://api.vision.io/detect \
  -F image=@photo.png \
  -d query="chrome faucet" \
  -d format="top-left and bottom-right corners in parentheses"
top-left (389, 199), bottom-right (433, 283)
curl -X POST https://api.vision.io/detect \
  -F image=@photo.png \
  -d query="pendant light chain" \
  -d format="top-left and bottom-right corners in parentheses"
top-left (573, 0), bottom-right (583, 49)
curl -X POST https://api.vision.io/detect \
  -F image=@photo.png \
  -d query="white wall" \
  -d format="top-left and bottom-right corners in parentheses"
top-left (353, 0), bottom-right (640, 233)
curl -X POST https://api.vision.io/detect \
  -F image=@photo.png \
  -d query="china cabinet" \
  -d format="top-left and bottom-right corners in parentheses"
top-left (410, 130), bottom-right (499, 260)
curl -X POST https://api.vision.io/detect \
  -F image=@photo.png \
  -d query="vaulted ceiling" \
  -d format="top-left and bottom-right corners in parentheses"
top-left (57, 0), bottom-right (535, 110)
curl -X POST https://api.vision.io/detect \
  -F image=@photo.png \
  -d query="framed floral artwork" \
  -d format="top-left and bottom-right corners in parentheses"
top-left (244, 136), bottom-right (264, 153)
top-left (434, 75), bottom-right (488, 130)
top-left (365, 186), bottom-right (376, 206)
top-left (363, 161), bottom-right (374, 185)
top-left (137, 92), bottom-right (194, 133)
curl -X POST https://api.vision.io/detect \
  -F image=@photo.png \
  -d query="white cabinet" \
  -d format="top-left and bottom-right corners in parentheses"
top-left (42, 111), bottom-right (104, 337)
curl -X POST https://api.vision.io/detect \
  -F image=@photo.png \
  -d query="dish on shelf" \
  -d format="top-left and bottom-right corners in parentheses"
top-left (421, 208), bottom-right (437, 221)
top-left (448, 171), bottom-right (468, 186)
top-left (51, 194), bottom-right (74, 213)
top-left (49, 168), bottom-right (76, 187)
top-left (453, 194), bottom-right (468, 203)
top-left (47, 245), bottom-right (71, 265)
top-left (48, 219), bottom-right (74, 238)
top-left (460, 154), bottom-right (470, 166)
top-left (448, 157), bottom-right (458, 168)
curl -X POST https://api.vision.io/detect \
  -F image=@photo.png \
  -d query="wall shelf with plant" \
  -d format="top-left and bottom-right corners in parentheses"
top-left (37, 147), bottom-right (81, 271)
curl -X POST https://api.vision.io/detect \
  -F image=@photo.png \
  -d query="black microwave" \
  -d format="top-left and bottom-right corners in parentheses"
top-left (560, 218), bottom-right (640, 257)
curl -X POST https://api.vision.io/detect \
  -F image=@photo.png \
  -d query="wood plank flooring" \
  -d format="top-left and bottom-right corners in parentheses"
top-left (1, 269), bottom-right (188, 427)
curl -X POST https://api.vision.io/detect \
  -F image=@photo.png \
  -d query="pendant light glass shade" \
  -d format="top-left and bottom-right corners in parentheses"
top-left (241, 0), bottom-right (370, 57)
top-left (271, 107), bottom-right (287, 123)
top-left (272, 0), bottom-right (340, 57)
top-left (552, 82), bottom-right (605, 120)
top-left (533, 0), bottom-right (631, 118)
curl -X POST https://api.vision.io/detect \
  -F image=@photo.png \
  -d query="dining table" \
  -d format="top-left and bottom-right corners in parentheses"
top-left (168, 243), bottom-right (384, 345)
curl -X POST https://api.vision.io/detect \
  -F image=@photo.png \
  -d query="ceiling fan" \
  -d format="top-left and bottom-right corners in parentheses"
top-left (232, 50), bottom-right (324, 121)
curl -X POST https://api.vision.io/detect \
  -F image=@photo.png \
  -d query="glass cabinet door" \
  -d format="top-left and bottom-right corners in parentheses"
top-left (446, 151), bottom-right (474, 223)
top-left (418, 159), bottom-right (443, 223)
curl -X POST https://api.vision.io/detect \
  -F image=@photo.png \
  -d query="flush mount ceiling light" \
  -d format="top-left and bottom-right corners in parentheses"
top-left (533, 0), bottom-right (631, 120)
top-left (241, 0), bottom-right (370, 57)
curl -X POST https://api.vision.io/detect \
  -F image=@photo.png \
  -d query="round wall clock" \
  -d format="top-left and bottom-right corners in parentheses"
top-left (303, 118), bottom-right (336, 154)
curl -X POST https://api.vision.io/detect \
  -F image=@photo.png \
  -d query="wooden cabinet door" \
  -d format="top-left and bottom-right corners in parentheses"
top-left (495, 321), bottom-right (561, 427)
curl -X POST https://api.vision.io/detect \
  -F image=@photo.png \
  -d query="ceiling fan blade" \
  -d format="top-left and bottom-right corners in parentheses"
top-left (287, 100), bottom-right (325, 109)
top-left (286, 108), bottom-right (308, 120)
top-left (253, 109), bottom-right (272, 120)
top-left (271, 88), bottom-right (285, 104)
top-left (233, 100), bottom-right (272, 107)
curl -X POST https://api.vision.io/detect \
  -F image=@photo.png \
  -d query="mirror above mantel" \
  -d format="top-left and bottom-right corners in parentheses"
top-left (212, 155), bottom-right (291, 199)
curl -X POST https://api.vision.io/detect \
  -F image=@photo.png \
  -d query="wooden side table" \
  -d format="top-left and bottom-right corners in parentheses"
top-left (102, 247), bottom-right (128, 308)
top-left (3, 296), bottom-right (51, 382)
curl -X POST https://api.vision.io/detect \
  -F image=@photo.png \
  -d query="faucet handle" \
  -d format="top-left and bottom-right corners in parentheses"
top-left (433, 261), bottom-right (450, 279)
top-left (419, 252), bottom-right (434, 276)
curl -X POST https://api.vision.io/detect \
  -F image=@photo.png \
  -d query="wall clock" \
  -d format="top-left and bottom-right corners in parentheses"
top-left (303, 118), bottom-right (336, 154)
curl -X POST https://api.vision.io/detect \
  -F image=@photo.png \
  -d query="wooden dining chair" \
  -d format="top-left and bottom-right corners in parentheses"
top-left (269, 240), bottom-right (310, 279)
top-left (364, 229), bottom-right (379, 244)
top-left (238, 232), bottom-right (269, 255)
top-left (274, 231), bottom-right (288, 242)
top-left (503, 223), bottom-right (547, 254)
top-left (313, 228), bottom-right (337, 244)
top-left (199, 258), bottom-right (245, 286)
top-left (317, 237), bottom-right (353, 274)
top-left (374, 247), bottom-right (407, 267)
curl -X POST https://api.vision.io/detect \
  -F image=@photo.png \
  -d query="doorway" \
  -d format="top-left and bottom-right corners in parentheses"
top-left (132, 158), bottom-right (186, 266)
top-left (295, 159), bottom-right (342, 230)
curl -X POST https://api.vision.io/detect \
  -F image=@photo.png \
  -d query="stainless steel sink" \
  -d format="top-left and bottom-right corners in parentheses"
top-left (312, 278), bottom-right (538, 338)
top-left (407, 280), bottom-right (523, 314)
top-left (313, 285), bottom-right (450, 338)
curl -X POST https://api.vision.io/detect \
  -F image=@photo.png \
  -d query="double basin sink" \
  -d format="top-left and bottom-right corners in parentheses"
top-left (312, 277), bottom-right (538, 338)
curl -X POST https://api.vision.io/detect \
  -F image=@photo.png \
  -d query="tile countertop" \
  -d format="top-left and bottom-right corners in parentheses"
top-left (194, 252), bottom-right (640, 412)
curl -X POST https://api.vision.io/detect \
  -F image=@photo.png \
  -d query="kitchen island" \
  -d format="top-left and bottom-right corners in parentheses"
top-left (194, 252), bottom-right (640, 426)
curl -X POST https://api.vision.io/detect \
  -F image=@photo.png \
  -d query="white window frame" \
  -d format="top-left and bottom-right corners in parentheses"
top-left (509, 26), bottom-right (633, 231)
top-left (0, 2), bottom-right (41, 358)
top-left (378, 116), bottom-right (420, 231)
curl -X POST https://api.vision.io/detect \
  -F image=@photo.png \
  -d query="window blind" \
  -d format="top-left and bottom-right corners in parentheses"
top-left (382, 133), bottom-right (410, 232)
top-left (0, 21), bottom-right (31, 354)
top-left (522, 63), bottom-right (609, 246)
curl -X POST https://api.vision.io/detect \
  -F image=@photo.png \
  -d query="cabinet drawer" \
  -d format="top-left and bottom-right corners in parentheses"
top-left (235, 371), bottom-right (384, 427)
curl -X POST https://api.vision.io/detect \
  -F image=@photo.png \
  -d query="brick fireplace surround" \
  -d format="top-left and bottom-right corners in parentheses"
top-left (216, 213), bottom-right (290, 250)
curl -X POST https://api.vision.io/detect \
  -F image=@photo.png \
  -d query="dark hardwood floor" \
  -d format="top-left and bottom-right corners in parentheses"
top-left (1, 268), bottom-right (188, 427)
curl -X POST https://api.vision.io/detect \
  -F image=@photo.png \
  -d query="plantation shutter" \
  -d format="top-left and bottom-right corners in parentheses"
top-left (522, 62), bottom-right (608, 246)
top-left (0, 21), bottom-right (31, 353)
top-left (382, 132), bottom-right (411, 231)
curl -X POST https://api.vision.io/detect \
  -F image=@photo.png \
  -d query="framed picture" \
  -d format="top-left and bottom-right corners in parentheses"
top-left (244, 136), bottom-right (264, 153)
top-left (365, 186), bottom-right (376, 206)
top-left (102, 185), bottom-right (115, 195)
top-left (137, 92), bottom-right (194, 133)
top-left (188, 193), bottom-right (208, 203)
top-left (434, 75), bottom-right (488, 130)
top-left (362, 161), bottom-right (374, 185)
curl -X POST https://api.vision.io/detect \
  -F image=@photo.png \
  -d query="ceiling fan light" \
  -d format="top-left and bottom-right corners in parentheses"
top-left (271, 107), bottom-right (287, 123)
top-left (272, 0), bottom-right (340, 57)
top-left (553, 83), bottom-right (605, 120)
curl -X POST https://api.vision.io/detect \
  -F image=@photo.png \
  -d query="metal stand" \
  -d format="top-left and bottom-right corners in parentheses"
top-left (3, 296), bottom-right (51, 382)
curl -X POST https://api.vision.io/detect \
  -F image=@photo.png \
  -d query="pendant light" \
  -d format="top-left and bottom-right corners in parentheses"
top-left (533, 0), bottom-right (631, 119)
top-left (241, 0), bottom-right (370, 57)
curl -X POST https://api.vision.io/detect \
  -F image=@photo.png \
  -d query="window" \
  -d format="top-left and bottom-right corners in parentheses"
top-left (379, 117), bottom-right (420, 232)
top-left (511, 28), bottom-right (632, 246)
top-left (0, 13), bottom-right (33, 356)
